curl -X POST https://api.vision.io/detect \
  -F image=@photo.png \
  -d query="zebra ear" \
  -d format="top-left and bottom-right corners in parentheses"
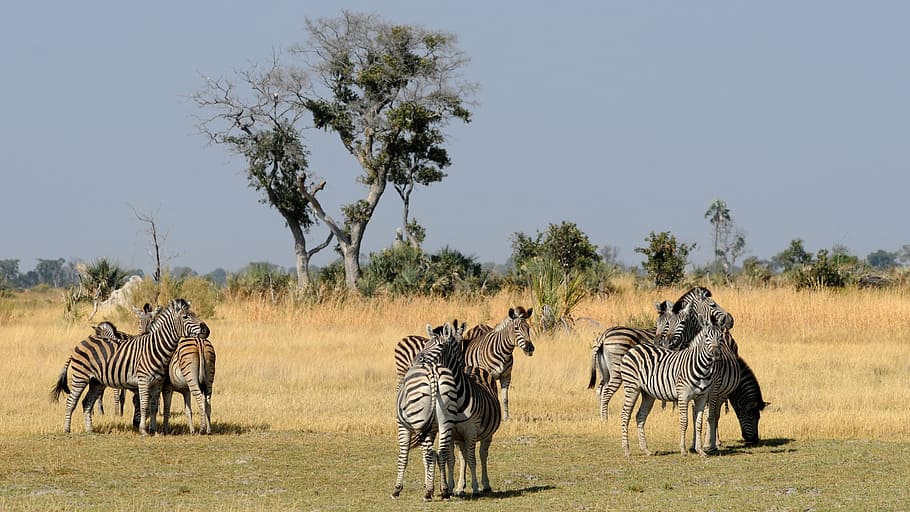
top-left (508, 307), bottom-right (516, 319)
top-left (655, 301), bottom-right (669, 314)
top-left (526, 307), bottom-right (533, 317)
top-left (426, 323), bottom-right (434, 337)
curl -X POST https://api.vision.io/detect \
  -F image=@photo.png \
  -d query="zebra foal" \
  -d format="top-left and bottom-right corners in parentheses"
top-left (619, 314), bottom-right (729, 457)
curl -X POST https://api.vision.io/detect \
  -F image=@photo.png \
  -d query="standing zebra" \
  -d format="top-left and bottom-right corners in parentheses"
top-left (161, 336), bottom-right (216, 435)
top-left (462, 306), bottom-right (534, 421)
top-left (450, 365), bottom-right (502, 497)
top-left (619, 314), bottom-right (731, 457)
top-left (393, 321), bottom-right (465, 501)
top-left (50, 298), bottom-right (209, 436)
top-left (392, 307), bottom-right (531, 421)
top-left (111, 303), bottom-right (162, 418)
top-left (393, 323), bottom-right (491, 384)
top-left (588, 287), bottom-right (733, 420)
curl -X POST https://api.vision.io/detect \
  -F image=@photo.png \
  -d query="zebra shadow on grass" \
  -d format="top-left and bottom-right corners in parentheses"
top-left (100, 421), bottom-right (271, 436)
top-left (457, 484), bottom-right (556, 500)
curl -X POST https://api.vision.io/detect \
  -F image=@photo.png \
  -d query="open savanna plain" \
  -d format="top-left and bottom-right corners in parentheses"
top-left (1, 283), bottom-right (909, 511)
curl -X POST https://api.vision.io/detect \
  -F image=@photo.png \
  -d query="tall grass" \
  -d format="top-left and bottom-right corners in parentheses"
top-left (5, 284), bottom-right (908, 441)
top-left (2, 285), bottom-right (910, 509)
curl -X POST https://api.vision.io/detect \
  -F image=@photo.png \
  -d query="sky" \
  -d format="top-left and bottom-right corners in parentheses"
top-left (2, 2), bottom-right (909, 276)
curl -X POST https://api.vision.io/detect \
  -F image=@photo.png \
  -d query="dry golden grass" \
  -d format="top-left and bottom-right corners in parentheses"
top-left (5, 283), bottom-right (908, 442)
top-left (2, 285), bottom-right (910, 510)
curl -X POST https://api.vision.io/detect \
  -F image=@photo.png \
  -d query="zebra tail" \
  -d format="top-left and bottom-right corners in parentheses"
top-left (587, 344), bottom-right (600, 389)
top-left (415, 366), bottom-right (440, 446)
top-left (195, 338), bottom-right (209, 395)
top-left (50, 358), bottom-right (71, 402)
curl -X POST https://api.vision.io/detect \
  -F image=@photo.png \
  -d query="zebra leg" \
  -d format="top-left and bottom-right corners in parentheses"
top-left (137, 378), bottom-right (152, 436)
top-left (113, 388), bottom-right (124, 416)
top-left (437, 426), bottom-right (454, 500)
top-left (635, 395), bottom-right (656, 456)
top-left (499, 376), bottom-right (511, 421)
top-left (95, 388), bottom-right (105, 415)
top-left (463, 438), bottom-right (480, 496)
top-left (81, 381), bottom-right (105, 433)
top-left (161, 385), bottom-right (174, 435)
top-left (131, 391), bottom-right (141, 429)
top-left (181, 390), bottom-right (195, 434)
top-left (705, 396), bottom-right (723, 452)
top-left (391, 426), bottom-right (411, 499)
top-left (422, 437), bottom-right (437, 501)
top-left (62, 380), bottom-right (87, 434)
top-left (620, 386), bottom-right (640, 457)
top-left (478, 438), bottom-right (493, 494)
top-left (454, 440), bottom-right (467, 497)
top-left (690, 395), bottom-right (710, 457)
top-left (601, 373), bottom-right (623, 421)
top-left (203, 391), bottom-right (213, 434)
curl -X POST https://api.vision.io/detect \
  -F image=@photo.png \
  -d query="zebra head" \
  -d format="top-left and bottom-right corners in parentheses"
top-left (419, 320), bottom-right (465, 370)
top-left (655, 287), bottom-right (733, 349)
top-left (133, 302), bottom-right (163, 334)
top-left (731, 398), bottom-right (768, 445)
top-left (153, 298), bottom-right (210, 338)
top-left (93, 321), bottom-right (123, 340)
top-left (508, 306), bottom-right (535, 357)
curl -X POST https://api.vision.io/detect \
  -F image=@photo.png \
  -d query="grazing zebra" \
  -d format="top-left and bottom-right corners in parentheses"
top-left (462, 306), bottom-right (534, 421)
top-left (393, 321), bottom-right (465, 501)
top-left (588, 287), bottom-right (732, 420)
top-left (50, 298), bottom-right (210, 436)
top-left (619, 314), bottom-right (729, 457)
top-left (161, 336), bottom-right (216, 434)
top-left (729, 356), bottom-right (769, 445)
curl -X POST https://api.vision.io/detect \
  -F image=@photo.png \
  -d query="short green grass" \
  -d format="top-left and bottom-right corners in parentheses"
top-left (1, 430), bottom-right (907, 511)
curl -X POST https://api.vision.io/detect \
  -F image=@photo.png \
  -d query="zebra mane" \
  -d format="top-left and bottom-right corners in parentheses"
top-left (671, 286), bottom-right (711, 314)
top-left (146, 298), bottom-right (189, 331)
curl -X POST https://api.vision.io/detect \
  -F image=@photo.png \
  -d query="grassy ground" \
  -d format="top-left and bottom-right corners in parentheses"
top-left (1, 285), bottom-right (909, 510)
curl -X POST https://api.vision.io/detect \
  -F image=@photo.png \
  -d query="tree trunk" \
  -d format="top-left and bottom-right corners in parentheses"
top-left (401, 192), bottom-right (411, 244)
top-left (342, 242), bottom-right (362, 290)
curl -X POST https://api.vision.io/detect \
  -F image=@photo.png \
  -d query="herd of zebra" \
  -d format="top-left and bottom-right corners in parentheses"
top-left (391, 287), bottom-right (769, 500)
top-left (49, 298), bottom-right (216, 436)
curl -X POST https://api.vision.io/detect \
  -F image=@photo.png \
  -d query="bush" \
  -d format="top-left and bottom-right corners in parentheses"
top-left (226, 263), bottom-right (293, 303)
top-left (126, 273), bottom-right (220, 319)
top-left (793, 249), bottom-right (847, 290)
top-left (526, 256), bottom-right (588, 333)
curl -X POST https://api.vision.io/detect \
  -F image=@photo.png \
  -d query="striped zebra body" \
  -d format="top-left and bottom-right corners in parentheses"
top-left (703, 331), bottom-right (740, 452)
top-left (393, 321), bottom-right (465, 501)
top-left (589, 287), bottom-right (733, 420)
top-left (729, 357), bottom-right (768, 444)
top-left (161, 336), bottom-right (216, 435)
top-left (50, 298), bottom-right (209, 436)
top-left (619, 316), bottom-right (726, 457)
top-left (393, 323), bottom-right (492, 385)
top-left (462, 307), bottom-right (534, 420)
top-left (450, 365), bottom-right (501, 497)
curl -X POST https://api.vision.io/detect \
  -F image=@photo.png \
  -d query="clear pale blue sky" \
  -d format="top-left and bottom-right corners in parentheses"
top-left (2, 2), bottom-right (908, 275)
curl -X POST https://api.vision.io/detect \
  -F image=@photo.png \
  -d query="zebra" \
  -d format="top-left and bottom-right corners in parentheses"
top-left (50, 298), bottom-right (210, 436)
top-left (449, 365), bottom-right (501, 497)
top-left (110, 303), bottom-right (162, 418)
top-left (393, 323), bottom-right (491, 384)
top-left (393, 321), bottom-right (465, 500)
top-left (462, 306), bottom-right (534, 421)
top-left (619, 313), bottom-right (732, 457)
top-left (729, 356), bottom-right (769, 445)
top-left (588, 287), bottom-right (733, 420)
top-left (160, 336), bottom-right (216, 435)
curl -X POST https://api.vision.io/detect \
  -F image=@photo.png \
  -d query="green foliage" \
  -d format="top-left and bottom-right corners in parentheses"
top-left (793, 249), bottom-right (847, 290)
top-left (511, 221), bottom-right (601, 275)
top-left (772, 239), bottom-right (813, 273)
top-left (75, 258), bottom-right (130, 301)
top-left (226, 263), bottom-right (294, 303)
top-left (359, 244), bottom-right (497, 298)
top-left (526, 257), bottom-right (588, 333)
top-left (867, 249), bottom-right (898, 270)
top-left (634, 231), bottom-right (695, 288)
top-left (741, 256), bottom-right (774, 286)
top-left (124, 273), bottom-right (220, 320)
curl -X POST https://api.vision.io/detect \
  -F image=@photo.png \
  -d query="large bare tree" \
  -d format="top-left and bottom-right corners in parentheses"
top-left (193, 55), bottom-right (332, 287)
top-left (293, 11), bottom-right (475, 289)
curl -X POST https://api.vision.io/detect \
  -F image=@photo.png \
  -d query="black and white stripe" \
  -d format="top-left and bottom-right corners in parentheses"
top-left (619, 314), bottom-right (728, 457)
top-left (161, 336), bottom-right (216, 435)
top-left (393, 321), bottom-right (465, 501)
top-left (51, 298), bottom-right (210, 436)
